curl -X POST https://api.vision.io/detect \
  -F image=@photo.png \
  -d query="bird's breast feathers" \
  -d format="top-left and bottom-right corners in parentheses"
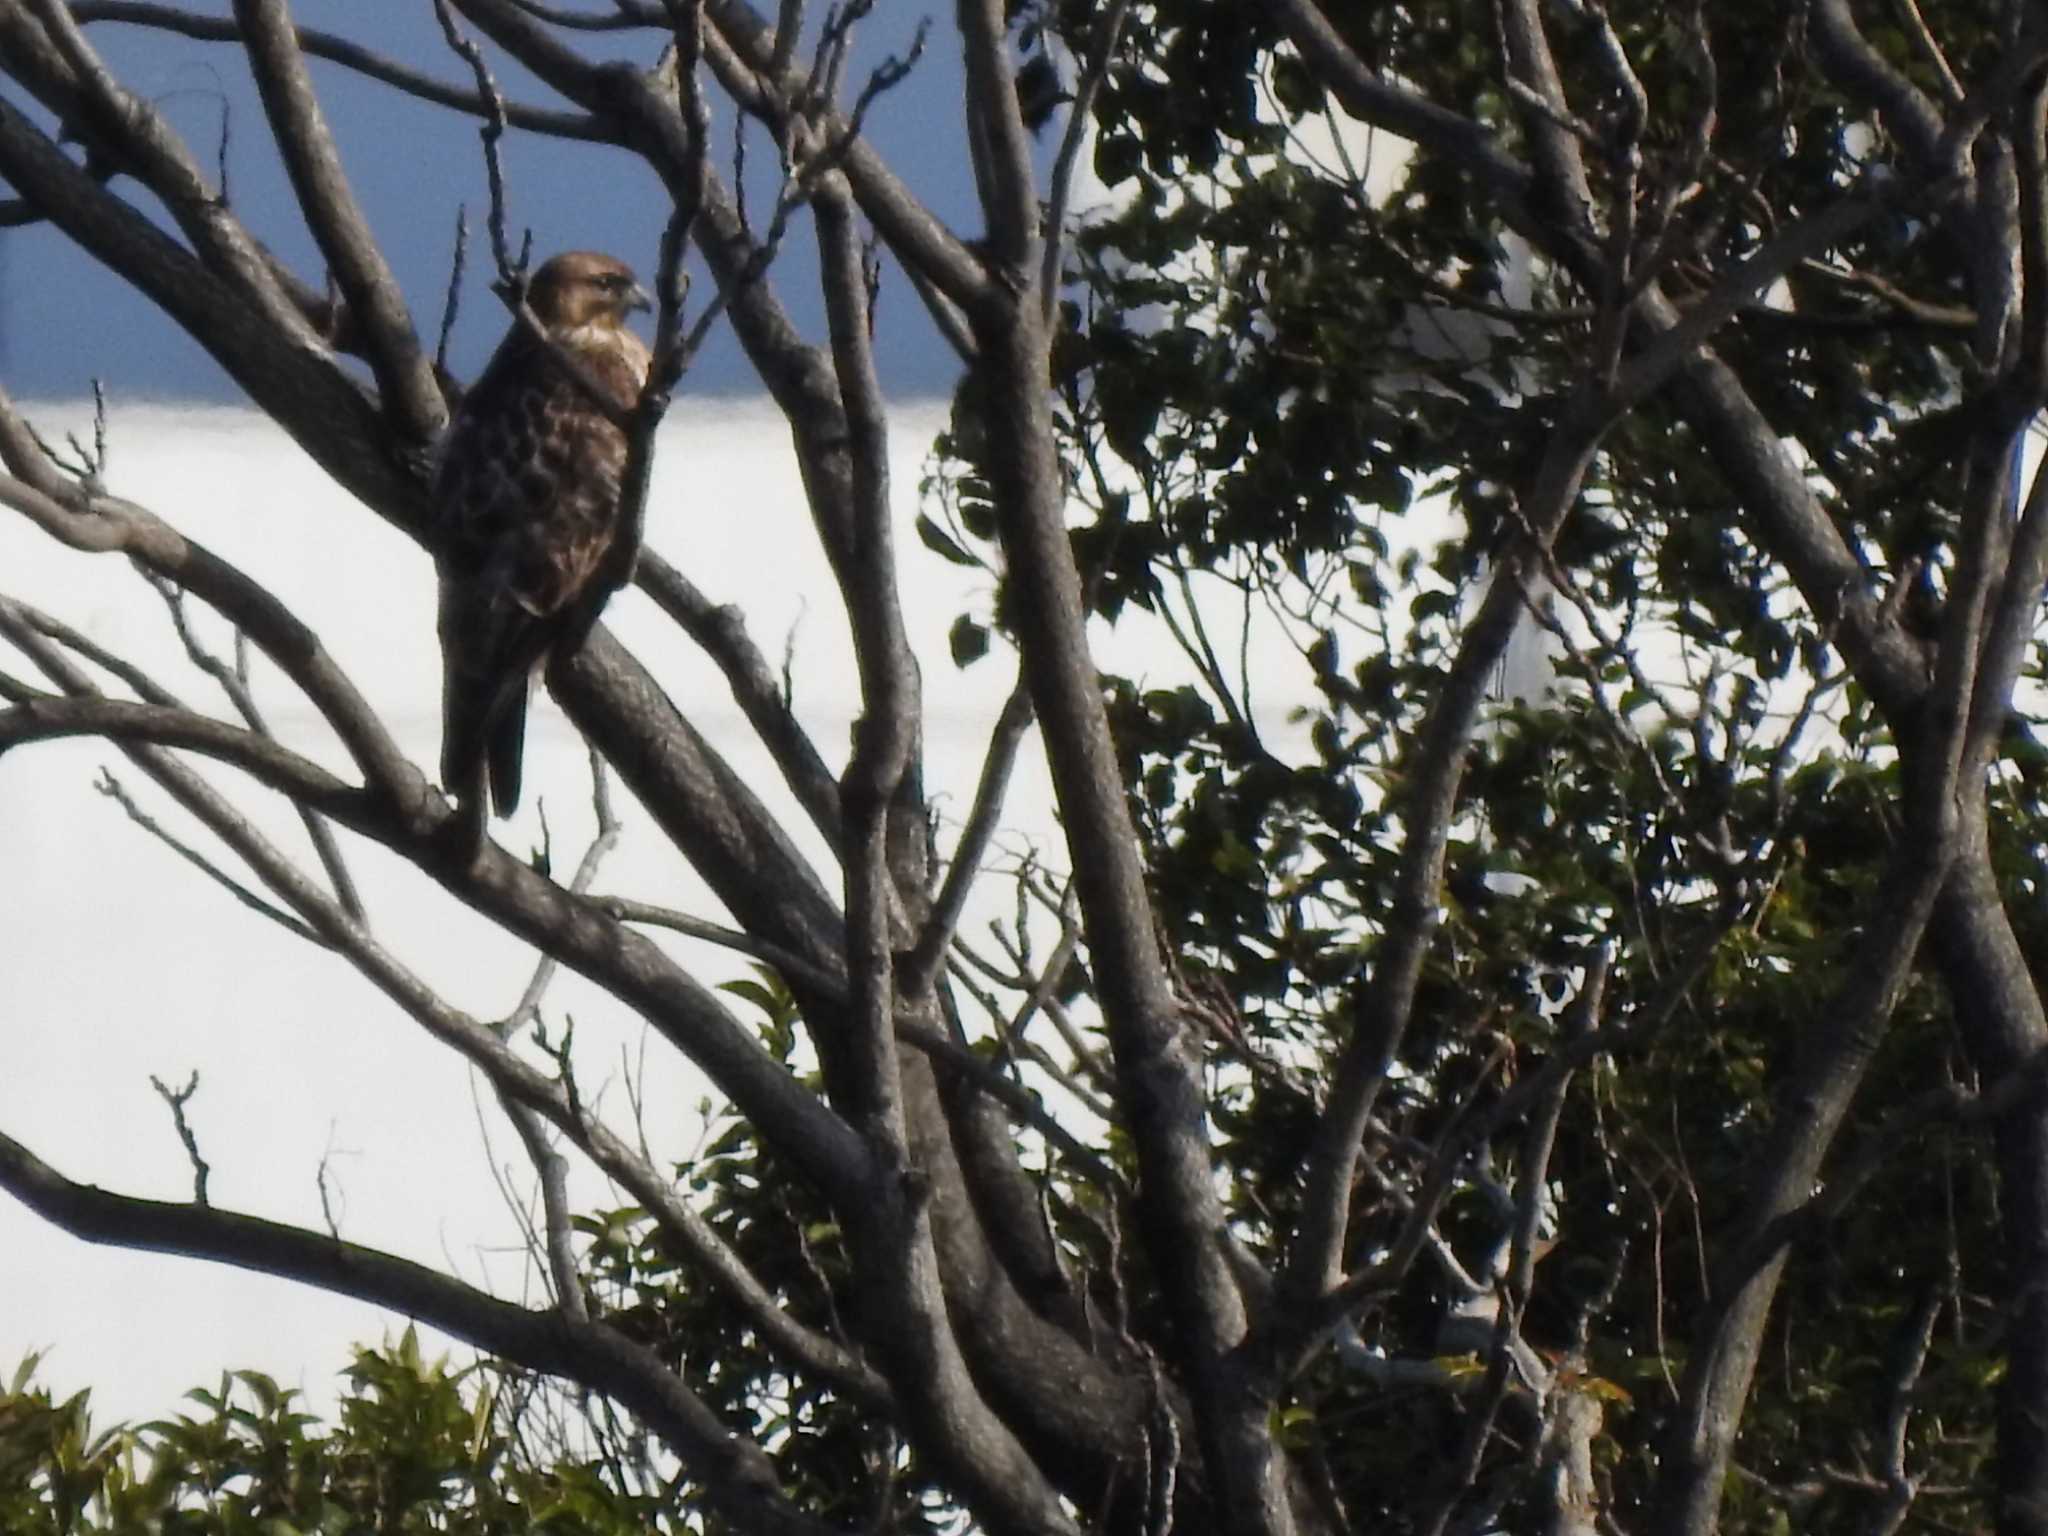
top-left (434, 324), bottom-right (652, 618)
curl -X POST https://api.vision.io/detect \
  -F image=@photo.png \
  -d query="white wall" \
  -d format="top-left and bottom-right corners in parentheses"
top-left (2, 394), bottom-right (1333, 1423)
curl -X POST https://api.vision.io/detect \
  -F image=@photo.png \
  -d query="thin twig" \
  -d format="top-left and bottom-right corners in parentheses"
top-left (596, 889), bottom-right (1114, 1167)
top-left (69, 2), bottom-right (611, 139)
top-left (1040, 0), bottom-right (1131, 321)
top-left (143, 572), bottom-right (368, 923)
top-left (598, 894), bottom-right (844, 988)
top-left (7, 596), bottom-right (184, 707)
top-left (902, 678), bottom-right (1033, 996)
top-left (679, 16), bottom-right (928, 367)
top-left (946, 957), bottom-right (1116, 1122)
top-left (148, 1070), bottom-right (211, 1205)
top-left (1891, 0), bottom-right (1965, 103)
top-left (507, 746), bottom-right (623, 1035)
top-left (95, 769), bottom-right (328, 944)
top-left (506, 1101), bottom-right (589, 1321)
top-left (314, 1128), bottom-right (347, 1238)
top-left (433, 7), bottom-right (648, 433)
top-left (436, 206), bottom-right (470, 378)
top-left (433, 0), bottom-right (527, 287)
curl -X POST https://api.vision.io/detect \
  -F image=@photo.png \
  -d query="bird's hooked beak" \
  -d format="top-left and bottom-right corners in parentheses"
top-left (627, 283), bottom-right (654, 315)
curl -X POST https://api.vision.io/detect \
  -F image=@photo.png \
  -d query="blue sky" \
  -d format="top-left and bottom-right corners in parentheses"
top-left (0, 1), bottom-right (976, 400)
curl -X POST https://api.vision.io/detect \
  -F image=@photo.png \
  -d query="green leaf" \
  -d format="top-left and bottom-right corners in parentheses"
top-left (949, 614), bottom-right (991, 668)
top-left (1094, 132), bottom-right (1142, 188)
top-left (915, 512), bottom-right (978, 567)
top-left (717, 978), bottom-right (783, 1018)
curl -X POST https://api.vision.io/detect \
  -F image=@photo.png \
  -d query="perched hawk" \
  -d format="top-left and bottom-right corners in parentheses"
top-left (433, 250), bottom-right (652, 843)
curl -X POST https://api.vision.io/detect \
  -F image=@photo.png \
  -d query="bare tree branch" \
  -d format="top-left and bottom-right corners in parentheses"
top-left (143, 573), bottom-right (368, 925)
top-left (69, 1), bottom-right (615, 140)
top-left (0, 407), bottom-right (421, 797)
top-left (12, 1), bottom-right (306, 348)
top-left (1039, 0), bottom-right (1130, 321)
top-left (0, 1126), bottom-right (841, 1536)
top-left (809, 166), bottom-right (1085, 1531)
top-left (0, 689), bottom-right (363, 809)
top-left (953, 2), bottom-right (1295, 1528)
top-left (148, 1071), bottom-right (212, 1206)
top-left (903, 679), bottom-right (1033, 999)
top-left (94, 766), bottom-right (329, 944)
top-left (0, 93), bottom-right (429, 529)
top-left (635, 551), bottom-right (845, 852)
top-left (231, 0), bottom-right (449, 442)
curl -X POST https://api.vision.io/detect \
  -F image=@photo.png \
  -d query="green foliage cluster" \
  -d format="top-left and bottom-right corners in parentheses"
top-left (0, 1335), bottom-right (665, 1536)
top-left (576, 971), bottom-right (936, 1532)
top-left (912, 1), bottom-right (2048, 1527)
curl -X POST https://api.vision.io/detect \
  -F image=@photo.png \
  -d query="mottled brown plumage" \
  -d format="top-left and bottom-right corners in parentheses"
top-left (434, 251), bottom-right (652, 838)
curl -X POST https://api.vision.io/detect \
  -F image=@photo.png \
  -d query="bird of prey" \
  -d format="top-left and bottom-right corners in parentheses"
top-left (433, 250), bottom-right (652, 845)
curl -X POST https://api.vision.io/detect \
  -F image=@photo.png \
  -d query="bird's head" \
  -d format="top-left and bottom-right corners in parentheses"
top-left (527, 251), bottom-right (653, 330)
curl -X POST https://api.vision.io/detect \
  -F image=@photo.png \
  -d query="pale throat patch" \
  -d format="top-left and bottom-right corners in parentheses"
top-left (558, 323), bottom-right (653, 376)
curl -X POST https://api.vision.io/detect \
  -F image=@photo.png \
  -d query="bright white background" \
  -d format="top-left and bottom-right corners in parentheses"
top-left (1, 397), bottom-right (1003, 1419)
top-left (0, 394), bottom-right (1330, 1426)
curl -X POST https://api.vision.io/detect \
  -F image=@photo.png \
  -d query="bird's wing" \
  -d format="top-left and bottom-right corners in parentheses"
top-left (432, 326), bottom-right (648, 820)
top-left (433, 339), bottom-right (561, 815)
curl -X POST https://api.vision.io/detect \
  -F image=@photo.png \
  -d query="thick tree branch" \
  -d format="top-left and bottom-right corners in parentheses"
top-left (1266, 0), bottom-right (1552, 246)
top-left (635, 549), bottom-right (845, 853)
top-left (0, 1129), bottom-right (838, 1536)
top-left (956, 3), bottom-right (1292, 1526)
top-left (0, 689), bottom-right (362, 809)
top-left (1496, 0), bottom-right (1595, 235)
top-left (9, 0), bottom-right (326, 349)
top-left (0, 406), bottom-right (421, 796)
top-left (902, 678), bottom-right (1033, 1000)
top-left (818, 173), bottom-right (918, 1123)
top-left (231, 0), bottom-right (448, 442)
top-left (1808, 0), bottom-right (1949, 171)
top-left (809, 170), bottom-right (1085, 1536)
top-left (957, 0), bottom-right (1035, 277)
top-left (1651, 840), bottom-right (1953, 1535)
top-left (68, 1), bottom-right (614, 138)
top-left (0, 92), bottom-right (428, 528)
top-left (552, 629), bottom-right (847, 966)
top-left (1283, 397), bottom-right (1605, 1312)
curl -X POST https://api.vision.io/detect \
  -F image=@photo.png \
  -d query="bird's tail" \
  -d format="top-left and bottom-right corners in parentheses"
top-left (487, 680), bottom-right (529, 816)
top-left (441, 656), bottom-right (523, 819)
